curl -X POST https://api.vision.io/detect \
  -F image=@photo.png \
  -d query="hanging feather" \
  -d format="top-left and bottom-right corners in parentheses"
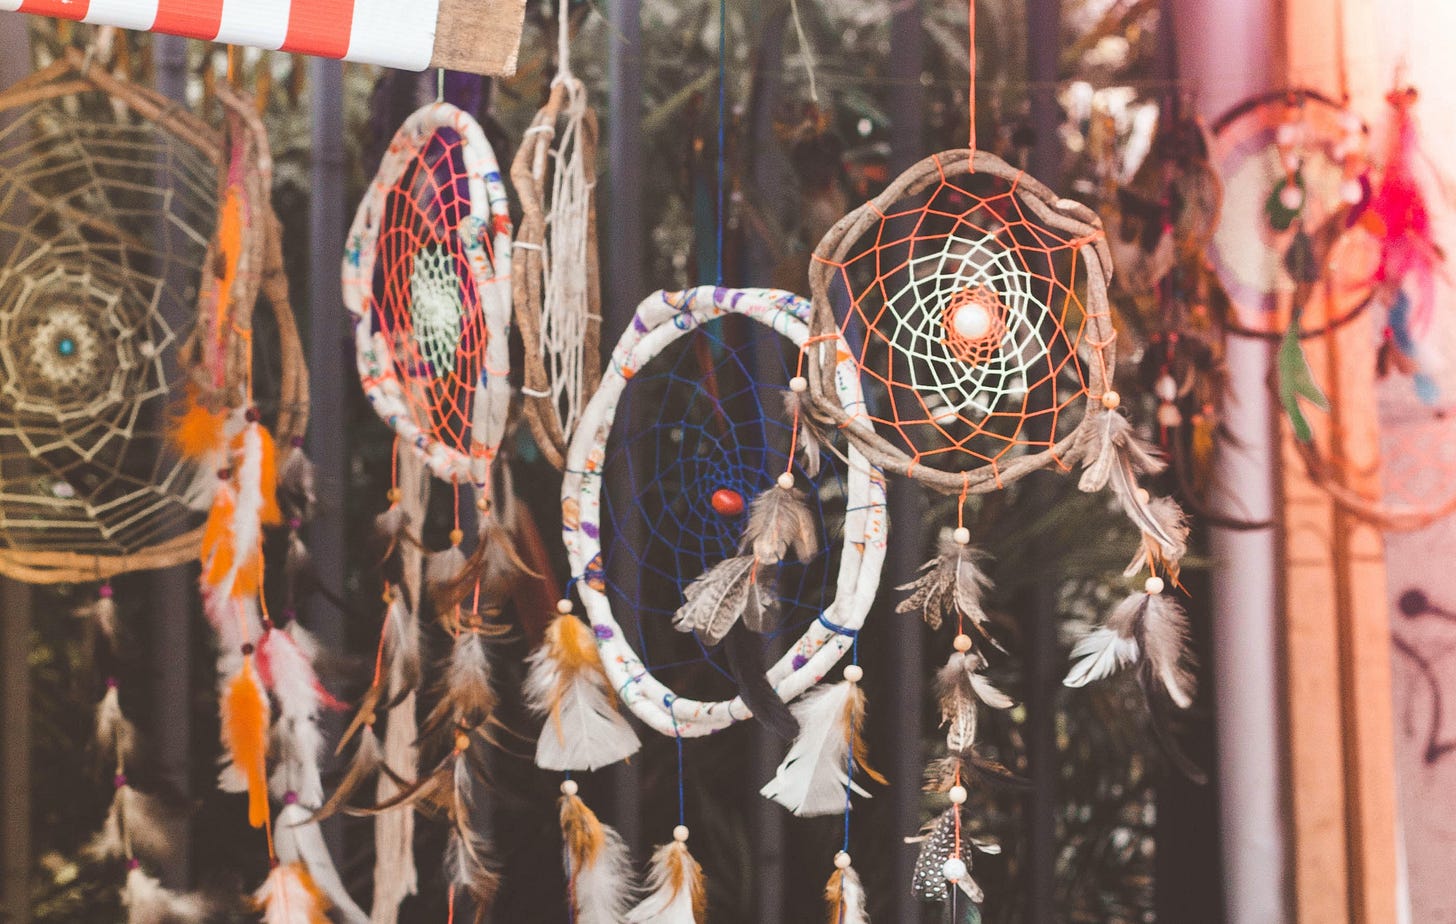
top-left (1368, 87), bottom-right (1444, 338)
top-left (1276, 312), bottom-right (1328, 444)
top-left (936, 651), bottom-right (1013, 755)
top-left (426, 542), bottom-right (469, 598)
top-left (85, 786), bottom-right (175, 863)
top-left (744, 482), bottom-right (819, 563)
top-left (277, 445), bottom-right (318, 522)
top-left (823, 861), bottom-right (869, 924)
top-left (171, 389), bottom-right (229, 460)
top-left (422, 632), bottom-right (497, 738)
top-left (1123, 496), bottom-right (1189, 581)
top-left (760, 680), bottom-right (885, 816)
top-left (672, 555), bottom-right (777, 645)
top-left (782, 390), bottom-right (825, 478)
top-left (1063, 589), bottom-right (1195, 709)
top-left (379, 590), bottom-right (420, 700)
top-left (123, 866), bottom-right (209, 924)
top-left (220, 655), bottom-right (270, 828)
top-left (257, 422), bottom-right (283, 527)
top-left (625, 840), bottom-right (707, 924)
top-left (559, 786), bottom-right (633, 924)
top-left (909, 807), bottom-right (995, 906)
top-left (896, 537), bottom-right (993, 634)
top-left (258, 626), bottom-right (329, 807)
top-left (254, 862), bottom-right (331, 924)
top-left (924, 752), bottom-right (1030, 793)
top-left (1073, 410), bottom-right (1166, 494)
top-left (79, 590), bottom-right (120, 646)
top-left (524, 613), bottom-right (640, 771)
top-left (275, 799), bottom-right (370, 924)
top-left (309, 724), bottom-right (386, 824)
top-left (444, 751), bottom-right (498, 924)
top-left (434, 514), bottom-right (540, 616)
top-left (96, 682), bottom-right (137, 766)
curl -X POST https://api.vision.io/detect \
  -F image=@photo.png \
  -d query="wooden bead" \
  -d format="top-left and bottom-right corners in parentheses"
top-left (953, 634), bottom-right (973, 652)
top-left (1100, 390), bottom-right (1121, 410)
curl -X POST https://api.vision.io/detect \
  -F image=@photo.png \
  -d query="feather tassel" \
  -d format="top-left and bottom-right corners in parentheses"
top-left (936, 651), bottom-right (1013, 755)
top-left (1123, 496), bottom-right (1190, 581)
top-left (1074, 411), bottom-right (1166, 493)
top-left (220, 656), bottom-right (270, 827)
top-left (254, 863), bottom-right (330, 924)
top-left (277, 445), bottom-right (318, 522)
top-left (823, 862), bottom-right (869, 924)
top-left (85, 786), bottom-right (175, 863)
top-left (1063, 590), bottom-right (1195, 710)
top-left (909, 807), bottom-right (996, 906)
top-left (744, 483), bottom-right (819, 563)
top-left (761, 680), bottom-right (885, 816)
top-left (525, 614), bottom-right (641, 771)
top-left (96, 682), bottom-right (137, 766)
top-left (896, 537), bottom-right (993, 635)
top-left (626, 840), bottom-right (707, 924)
top-left (422, 632), bottom-right (496, 738)
top-left (275, 800), bottom-right (370, 924)
top-left (123, 867), bottom-right (208, 924)
top-left (309, 724), bottom-right (385, 824)
top-left (673, 555), bottom-right (777, 645)
top-left (560, 788), bottom-right (633, 924)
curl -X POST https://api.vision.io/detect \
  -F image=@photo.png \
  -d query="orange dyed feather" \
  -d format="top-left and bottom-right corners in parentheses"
top-left (222, 656), bottom-right (270, 828)
top-left (172, 392), bottom-right (228, 459)
top-left (202, 491), bottom-right (236, 586)
top-left (845, 685), bottom-right (888, 786)
top-left (548, 614), bottom-right (616, 736)
top-left (559, 792), bottom-right (606, 873)
top-left (258, 426), bottom-right (282, 526)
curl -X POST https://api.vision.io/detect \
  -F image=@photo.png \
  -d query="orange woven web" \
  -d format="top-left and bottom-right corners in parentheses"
top-left (371, 128), bottom-right (494, 457)
top-left (822, 164), bottom-right (1095, 475)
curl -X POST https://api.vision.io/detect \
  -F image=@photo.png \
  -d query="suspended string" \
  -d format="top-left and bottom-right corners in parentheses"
top-left (788, 0), bottom-right (819, 105)
top-left (716, 0), bottom-right (727, 285)
top-left (968, 0), bottom-right (976, 152)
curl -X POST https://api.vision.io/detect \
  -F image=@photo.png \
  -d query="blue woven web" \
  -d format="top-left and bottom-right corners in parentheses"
top-left (599, 314), bottom-right (848, 700)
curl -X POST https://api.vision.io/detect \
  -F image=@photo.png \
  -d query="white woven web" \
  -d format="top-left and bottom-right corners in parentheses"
top-left (0, 95), bottom-right (215, 557)
top-left (539, 78), bottom-right (594, 436)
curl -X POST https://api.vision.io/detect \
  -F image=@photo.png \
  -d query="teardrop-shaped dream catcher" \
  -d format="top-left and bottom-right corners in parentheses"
top-left (803, 131), bottom-right (1195, 917)
top-left (536, 286), bottom-right (887, 920)
top-left (340, 98), bottom-right (516, 920)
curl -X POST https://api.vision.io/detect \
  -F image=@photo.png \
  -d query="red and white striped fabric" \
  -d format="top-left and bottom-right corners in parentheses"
top-left (0, 0), bottom-right (441, 71)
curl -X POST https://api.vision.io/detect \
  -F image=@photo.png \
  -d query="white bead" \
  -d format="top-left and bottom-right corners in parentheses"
top-left (560, 779), bottom-right (579, 796)
top-left (1279, 182), bottom-right (1304, 211)
top-left (1135, 487), bottom-right (1150, 504)
top-left (1154, 374), bottom-right (1178, 403)
top-left (953, 634), bottom-right (973, 653)
top-left (834, 851), bottom-right (852, 869)
top-left (843, 664), bottom-right (864, 684)
top-left (1145, 576), bottom-right (1165, 595)
top-left (777, 472), bottom-right (795, 490)
top-left (673, 825), bottom-right (690, 843)
top-left (556, 599), bottom-right (574, 614)
top-left (943, 857), bottom-right (968, 882)
top-left (1275, 122), bottom-right (1298, 146)
top-left (1340, 177), bottom-right (1364, 205)
top-left (951, 301), bottom-right (993, 340)
top-left (952, 526), bottom-right (971, 546)
top-left (948, 785), bottom-right (968, 805)
top-left (789, 376), bottom-right (808, 393)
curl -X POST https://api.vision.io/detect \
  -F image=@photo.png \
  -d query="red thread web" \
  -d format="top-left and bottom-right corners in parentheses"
top-left (820, 156), bottom-right (1097, 477)
top-left (371, 127), bottom-right (494, 458)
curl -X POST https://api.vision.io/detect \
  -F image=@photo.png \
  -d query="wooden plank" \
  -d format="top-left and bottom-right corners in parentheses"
top-left (429, 0), bottom-right (525, 77)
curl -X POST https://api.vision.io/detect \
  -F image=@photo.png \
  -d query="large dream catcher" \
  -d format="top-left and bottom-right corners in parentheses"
top-left (536, 286), bottom-right (887, 921)
top-left (511, 0), bottom-right (603, 470)
top-left (339, 96), bottom-right (516, 922)
top-left (797, 9), bottom-right (1196, 914)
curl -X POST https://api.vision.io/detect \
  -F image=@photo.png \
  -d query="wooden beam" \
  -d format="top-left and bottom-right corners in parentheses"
top-left (430, 0), bottom-right (526, 77)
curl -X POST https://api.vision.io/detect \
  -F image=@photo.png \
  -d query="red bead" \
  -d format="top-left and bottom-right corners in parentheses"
top-left (711, 489), bottom-right (746, 517)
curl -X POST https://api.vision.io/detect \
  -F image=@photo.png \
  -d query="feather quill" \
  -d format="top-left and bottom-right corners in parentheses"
top-left (254, 863), bottom-right (331, 924)
top-left (761, 680), bottom-right (885, 816)
top-left (823, 862), bottom-right (869, 924)
top-left (560, 791), bottom-right (633, 924)
top-left (896, 538), bottom-right (993, 633)
top-left (626, 840), bottom-right (707, 924)
top-left (123, 867), bottom-right (208, 924)
top-left (525, 614), bottom-right (640, 771)
top-left (220, 656), bottom-right (270, 828)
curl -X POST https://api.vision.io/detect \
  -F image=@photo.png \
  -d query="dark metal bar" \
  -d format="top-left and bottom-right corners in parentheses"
top-left (305, 57), bottom-right (348, 861)
top-left (1024, 0), bottom-right (1062, 921)
top-left (0, 19), bottom-right (32, 924)
top-left (604, 0), bottom-right (645, 861)
top-left (148, 33), bottom-right (195, 890)
top-left (887, 4), bottom-right (929, 923)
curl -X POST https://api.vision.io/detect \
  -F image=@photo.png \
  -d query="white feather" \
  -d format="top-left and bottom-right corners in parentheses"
top-left (760, 682), bottom-right (869, 817)
top-left (1062, 627), bottom-right (1138, 688)
top-left (274, 802), bottom-right (369, 924)
top-left (524, 632), bottom-right (640, 772)
top-left (264, 626), bottom-right (326, 806)
top-left (568, 821), bottom-right (634, 924)
top-left (625, 842), bottom-right (702, 924)
top-left (96, 684), bottom-right (135, 766)
top-left (85, 787), bottom-right (173, 863)
top-left (123, 867), bottom-right (207, 924)
top-left (372, 691), bottom-right (419, 924)
top-left (968, 672), bottom-right (1013, 710)
top-left (255, 863), bottom-right (328, 924)
top-left (827, 864), bottom-right (869, 924)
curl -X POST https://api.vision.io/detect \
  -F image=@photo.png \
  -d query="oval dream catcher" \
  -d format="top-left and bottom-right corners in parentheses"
top-left (340, 98), bottom-right (516, 921)
top-left (538, 286), bottom-right (887, 920)
top-left (511, 0), bottom-right (603, 470)
top-left (802, 14), bottom-right (1196, 909)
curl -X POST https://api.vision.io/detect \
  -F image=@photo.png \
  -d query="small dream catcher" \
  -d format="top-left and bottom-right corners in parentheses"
top-left (536, 286), bottom-right (887, 922)
top-left (339, 96), bottom-right (516, 921)
top-left (801, 15), bottom-right (1196, 909)
top-left (511, 0), bottom-right (603, 470)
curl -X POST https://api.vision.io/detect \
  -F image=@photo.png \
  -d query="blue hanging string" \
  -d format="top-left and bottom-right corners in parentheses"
top-left (668, 695), bottom-right (687, 826)
top-left (716, 0), bottom-right (727, 286)
top-left (841, 640), bottom-right (859, 853)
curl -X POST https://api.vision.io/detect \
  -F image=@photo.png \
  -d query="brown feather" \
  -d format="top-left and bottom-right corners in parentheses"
top-left (421, 632), bottom-right (497, 740)
top-left (433, 518), bottom-right (541, 615)
top-left (673, 554), bottom-right (775, 646)
top-left (743, 484), bottom-right (819, 563)
top-left (896, 538), bottom-right (992, 633)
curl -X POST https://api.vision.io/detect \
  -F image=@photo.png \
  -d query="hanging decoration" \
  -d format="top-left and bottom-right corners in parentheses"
top-left (512, 0), bottom-right (603, 470)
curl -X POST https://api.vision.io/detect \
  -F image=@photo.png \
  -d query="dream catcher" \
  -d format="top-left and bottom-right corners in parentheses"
top-left (538, 286), bottom-right (887, 921)
top-left (800, 9), bottom-right (1194, 915)
top-left (338, 96), bottom-right (515, 922)
top-left (512, 0), bottom-right (602, 470)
